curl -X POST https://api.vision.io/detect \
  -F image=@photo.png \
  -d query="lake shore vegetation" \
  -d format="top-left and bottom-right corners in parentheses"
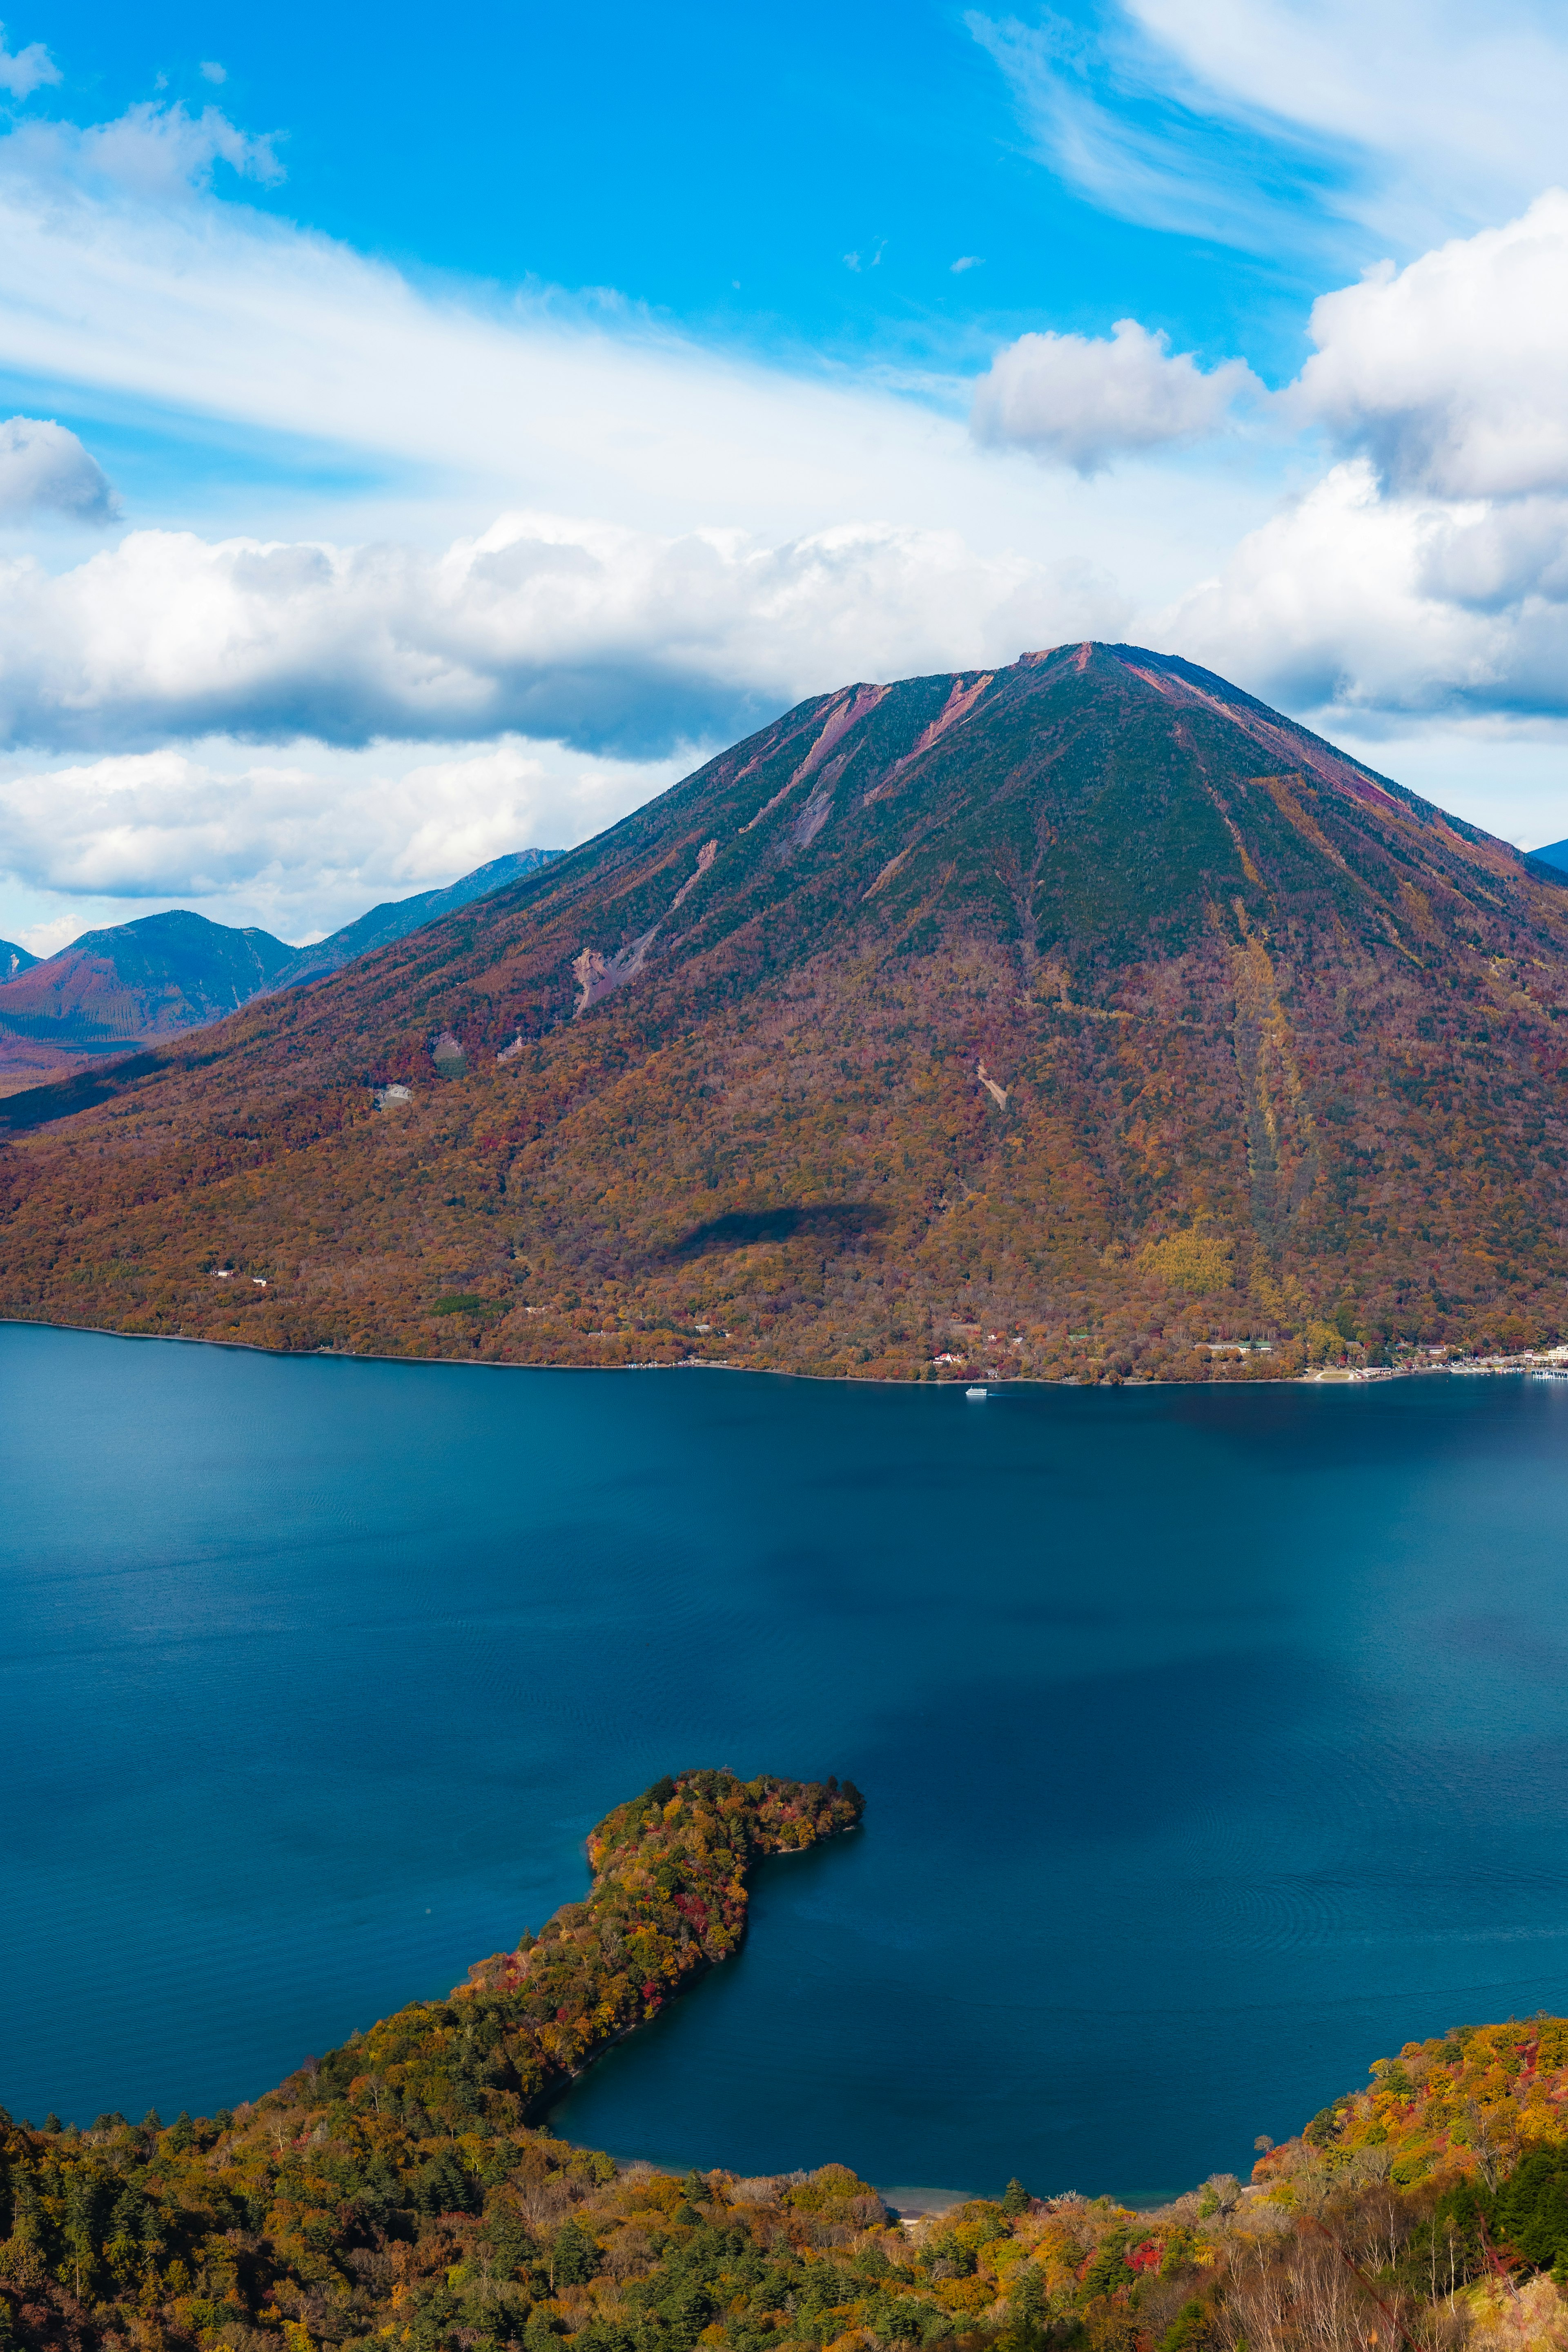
top-left (6, 1775), bottom-right (1568, 2352)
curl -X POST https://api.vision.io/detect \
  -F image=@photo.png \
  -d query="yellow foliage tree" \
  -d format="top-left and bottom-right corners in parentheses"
top-left (1136, 1229), bottom-right (1234, 1296)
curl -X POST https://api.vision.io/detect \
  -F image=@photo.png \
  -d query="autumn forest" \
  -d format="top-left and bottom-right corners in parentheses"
top-left (5, 1770), bottom-right (1568, 2352)
top-left (3, 646), bottom-right (1567, 1383)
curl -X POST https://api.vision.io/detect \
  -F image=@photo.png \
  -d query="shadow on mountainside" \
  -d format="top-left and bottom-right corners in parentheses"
top-left (0, 1053), bottom-right (166, 1136)
top-left (662, 1203), bottom-right (889, 1260)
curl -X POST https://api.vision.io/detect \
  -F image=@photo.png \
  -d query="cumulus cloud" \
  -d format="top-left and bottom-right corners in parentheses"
top-left (0, 416), bottom-right (118, 523)
top-left (0, 736), bottom-right (689, 941)
top-left (0, 20), bottom-right (58, 99)
top-left (1294, 190), bottom-right (1568, 497)
top-left (4, 98), bottom-right (283, 199)
top-left (0, 510), bottom-right (1130, 758)
top-left (971, 317), bottom-right (1261, 472)
top-left (1157, 459), bottom-right (1568, 725)
top-left (1142, 192), bottom-right (1568, 733)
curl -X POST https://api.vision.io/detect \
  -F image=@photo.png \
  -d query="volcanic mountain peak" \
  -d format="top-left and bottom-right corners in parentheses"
top-left (488, 640), bottom-right (1535, 1045)
top-left (4, 641), bottom-right (1568, 1380)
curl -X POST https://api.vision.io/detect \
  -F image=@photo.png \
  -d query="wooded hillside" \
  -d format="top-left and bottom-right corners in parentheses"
top-left (4, 644), bottom-right (1568, 1379)
top-left (5, 1771), bottom-right (1567, 2352)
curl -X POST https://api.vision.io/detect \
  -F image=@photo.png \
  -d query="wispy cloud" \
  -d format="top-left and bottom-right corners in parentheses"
top-left (0, 101), bottom-right (1242, 586)
top-left (950, 255), bottom-right (985, 273)
top-left (967, 6), bottom-right (1348, 263)
top-left (968, 0), bottom-right (1568, 265)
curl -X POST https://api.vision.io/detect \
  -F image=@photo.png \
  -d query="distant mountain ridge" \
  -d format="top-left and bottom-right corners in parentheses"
top-left (0, 911), bottom-right (294, 1093)
top-left (0, 850), bottom-right (562, 1091)
top-left (4, 642), bottom-right (1568, 1376)
top-left (270, 850), bottom-right (562, 986)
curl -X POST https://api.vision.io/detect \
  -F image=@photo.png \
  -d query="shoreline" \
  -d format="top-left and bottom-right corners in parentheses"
top-left (2, 1313), bottom-right (1556, 1391)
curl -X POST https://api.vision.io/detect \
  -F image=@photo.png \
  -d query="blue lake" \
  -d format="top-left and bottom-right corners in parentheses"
top-left (4, 1323), bottom-right (1568, 2201)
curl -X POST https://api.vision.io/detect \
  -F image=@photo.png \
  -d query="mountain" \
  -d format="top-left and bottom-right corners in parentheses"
top-left (1532, 836), bottom-right (1568, 874)
top-left (0, 910), bottom-right (294, 1092)
top-left (0, 936), bottom-right (38, 982)
top-left (0, 853), bottom-right (563, 1091)
top-left (4, 640), bottom-right (1568, 1377)
top-left (270, 849), bottom-right (564, 986)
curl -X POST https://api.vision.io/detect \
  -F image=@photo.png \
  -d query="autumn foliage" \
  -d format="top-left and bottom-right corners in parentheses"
top-left (4, 644), bottom-right (1568, 1380)
top-left (452, 1768), bottom-right (865, 2101)
top-left (6, 1774), bottom-right (1568, 2352)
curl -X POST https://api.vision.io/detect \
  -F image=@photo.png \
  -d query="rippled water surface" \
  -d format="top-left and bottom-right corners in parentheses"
top-left (6, 1324), bottom-right (1568, 2197)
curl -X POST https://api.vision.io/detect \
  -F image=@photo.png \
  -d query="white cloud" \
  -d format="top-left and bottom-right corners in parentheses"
top-left (0, 101), bottom-right (1218, 565)
top-left (0, 416), bottom-right (118, 522)
top-left (1126, 0), bottom-right (1568, 249)
top-left (1158, 459), bottom-right (1568, 725)
top-left (0, 509), bottom-right (1130, 757)
top-left (969, 0), bottom-right (1568, 263)
top-left (950, 256), bottom-right (984, 273)
top-left (1294, 190), bottom-right (1568, 497)
top-left (1, 79), bottom-right (1564, 871)
top-left (1140, 192), bottom-right (1568, 744)
top-left (971, 317), bottom-right (1261, 472)
top-left (0, 20), bottom-right (58, 99)
top-left (0, 735), bottom-right (690, 944)
top-left (4, 100), bottom-right (283, 200)
top-left (967, 8), bottom-right (1324, 260)
top-left (199, 61), bottom-right (227, 85)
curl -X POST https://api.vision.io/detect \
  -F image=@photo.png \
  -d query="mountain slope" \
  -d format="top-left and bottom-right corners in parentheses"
top-left (270, 849), bottom-right (563, 987)
top-left (1532, 835), bottom-right (1568, 875)
top-left (0, 910), bottom-right (294, 1092)
top-left (0, 855), bottom-right (563, 1091)
top-left (4, 640), bottom-right (1568, 1379)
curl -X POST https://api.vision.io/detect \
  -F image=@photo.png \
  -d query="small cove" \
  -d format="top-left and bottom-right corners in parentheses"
top-left (4, 1323), bottom-right (1568, 2196)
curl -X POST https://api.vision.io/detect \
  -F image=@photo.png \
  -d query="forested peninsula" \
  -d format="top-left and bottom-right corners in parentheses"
top-left (5, 1771), bottom-right (1568, 2352)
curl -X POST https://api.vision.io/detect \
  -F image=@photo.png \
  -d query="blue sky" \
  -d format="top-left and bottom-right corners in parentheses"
top-left (1, 0), bottom-right (1568, 946)
top-left (20, 0), bottom-right (1316, 376)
